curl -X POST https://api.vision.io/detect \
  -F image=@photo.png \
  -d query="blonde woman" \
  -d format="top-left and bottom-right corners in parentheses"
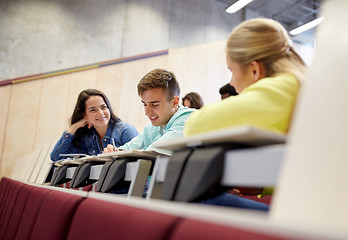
top-left (185, 18), bottom-right (306, 136)
top-left (185, 18), bottom-right (307, 210)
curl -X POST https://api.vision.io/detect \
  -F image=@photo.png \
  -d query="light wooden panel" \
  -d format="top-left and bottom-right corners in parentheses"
top-left (20, 147), bottom-right (42, 183)
top-left (169, 41), bottom-right (229, 107)
top-left (28, 143), bottom-right (52, 183)
top-left (204, 41), bottom-right (231, 104)
top-left (36, 143), bottom-right (55, 184)
top-left (183, 44), bottom-right (209, 101)
top-left (118, 60), bottom-right (147, 132)
top-left (34, 74), bottom-right (71, 149)
top-left (10, 154), bottom-right (29, 181)
top-left (2, 80), bottom-right (42, 177)
top-left (65, 68), bottom-right (98, 121)
top-left (168, 46), bottom-right (189, 98)
top-left (0, 85), bottom-right (11, 178)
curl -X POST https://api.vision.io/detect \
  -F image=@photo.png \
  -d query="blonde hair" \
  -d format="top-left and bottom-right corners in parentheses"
top-left (226, 18), bottom-right (307, 83)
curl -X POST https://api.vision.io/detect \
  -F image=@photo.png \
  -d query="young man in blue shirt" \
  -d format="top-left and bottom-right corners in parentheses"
top-left (104, 68), bottom-right (194, 153)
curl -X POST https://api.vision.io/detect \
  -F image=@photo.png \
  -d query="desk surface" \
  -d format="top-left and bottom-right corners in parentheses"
top-left (153, 125), bottom-right (286, 150)
top-left (55, 149), bottom-right (170, 166)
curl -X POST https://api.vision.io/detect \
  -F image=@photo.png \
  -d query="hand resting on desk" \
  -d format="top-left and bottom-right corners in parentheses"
top-left (103, 144), bottom-right (119, 153)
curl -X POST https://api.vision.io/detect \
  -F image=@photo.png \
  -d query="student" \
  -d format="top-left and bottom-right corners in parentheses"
top-left (182, 92), bottom-right (204, 109)
top-left (50, 89), bottom-right (138, 161)
top-left (219, 83), bottom-right (238, 100)
top-left (185, 18), bottom-right (306, 136)
top-left (104, 68), bottom-right (195, 153)
top-left (184, 18), bottom-right (307, 210)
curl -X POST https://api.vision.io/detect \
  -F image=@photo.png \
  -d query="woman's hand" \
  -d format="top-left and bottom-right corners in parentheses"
top-left (67, 118), bottom-right (91, 135)
top-left (103, 144), bottom-right (119, 153)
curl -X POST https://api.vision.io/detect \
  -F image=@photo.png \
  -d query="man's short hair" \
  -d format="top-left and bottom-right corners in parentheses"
top-left (219, 84), bottom-right (238, 97)
top-left (137, 69), bottom-right (180, 101)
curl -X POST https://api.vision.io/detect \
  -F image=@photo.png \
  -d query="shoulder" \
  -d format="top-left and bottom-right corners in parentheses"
top-left (167, 106), bottom-right (195, 126)
top-left (174, 106), bottom-right (196, 119)
top-left (241, 73), bottom-right (299, 100)
top-left (249, 73), bottom-right (299, 92)
top-left (115, 121), bottom-right (138, 134)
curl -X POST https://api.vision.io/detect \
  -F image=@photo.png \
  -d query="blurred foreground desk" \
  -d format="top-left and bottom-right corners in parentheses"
top-left (147, 125), bottom-right (286, 202)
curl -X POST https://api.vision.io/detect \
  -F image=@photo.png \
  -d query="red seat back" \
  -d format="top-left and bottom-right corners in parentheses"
top-left (31, 190), bottom-right (84, 240)
top-left (169, 218), bottom-right (297, 240)
top-left (67, 198), bottom-right (180, 240)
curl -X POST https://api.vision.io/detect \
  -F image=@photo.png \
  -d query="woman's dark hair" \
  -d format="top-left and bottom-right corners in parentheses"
top-left (71, 89), bottom-right (120, 148)
top-left (182, 92), bottom-right (204, 109)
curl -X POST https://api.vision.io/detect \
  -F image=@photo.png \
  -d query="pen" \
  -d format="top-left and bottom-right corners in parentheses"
top-left (111, 138), bottom-right (117, 151)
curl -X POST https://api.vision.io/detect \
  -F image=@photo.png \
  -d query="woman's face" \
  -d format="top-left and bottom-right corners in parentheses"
top-left (226, 55), bottom-right (257, 93)
top-left (183, 99), bottom-right (191, 108)
top-left (84, 95), bottom-right (110, 129)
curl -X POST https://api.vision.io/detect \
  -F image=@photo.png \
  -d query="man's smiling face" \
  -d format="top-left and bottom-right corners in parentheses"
top-left (141, 87), bottom-right (178, 128)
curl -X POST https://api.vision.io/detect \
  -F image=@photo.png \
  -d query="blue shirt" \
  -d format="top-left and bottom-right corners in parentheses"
top-left (50, 120), bottom-right (138, 161)
top-left (120, 106), bottom-right (195, 153)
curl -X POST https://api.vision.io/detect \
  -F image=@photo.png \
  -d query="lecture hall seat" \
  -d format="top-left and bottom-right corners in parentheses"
top-left (169, 218), bottom-right (300, 240)
top-left (66, 198), bottom-right (180, 240)
top-left (30, 189), bottom-right (84, 240)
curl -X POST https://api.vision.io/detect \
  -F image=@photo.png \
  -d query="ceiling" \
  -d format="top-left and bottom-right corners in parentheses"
top-left (215, 0), bottom-right (323, 32)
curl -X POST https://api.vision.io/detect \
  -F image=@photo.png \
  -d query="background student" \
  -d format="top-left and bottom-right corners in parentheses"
top-left (219, 83), bottom-right (238, 100)
top-left (185, 18), bottom-right (307, 210)
top-left (50, 89), bottom-right (138, 161)
top-left (104, 68), bottom-right (195, 153)
top-left (182, 92), bottom-right (204, 109)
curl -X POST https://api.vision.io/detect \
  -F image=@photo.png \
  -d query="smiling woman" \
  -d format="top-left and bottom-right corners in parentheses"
top-left (50, 89), bottom-right (138, 161)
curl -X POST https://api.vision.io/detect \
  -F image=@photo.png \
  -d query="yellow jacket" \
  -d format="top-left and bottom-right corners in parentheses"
top-left (184, 73), bottom-right (300, 136)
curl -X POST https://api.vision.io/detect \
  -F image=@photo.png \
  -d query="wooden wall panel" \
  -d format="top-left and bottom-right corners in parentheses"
top-left (65, 69), bottom-right (98, 121)
top-left (168, 47), bottom-right (189, 99)
top-left (183, 44), bottom-right (209, 101)
top-left (33, 74), bottom-right (71, 149)
top-left (204, 41), bottom-right (231, 104)
top-left (169, 41), bottom-right (229, 106)
top-left (0, 85), bottom-right (11, 178)
top-left (118, 60), bottom-right (147, 132)
top-left (2, 80), bottom-right (42, 177)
